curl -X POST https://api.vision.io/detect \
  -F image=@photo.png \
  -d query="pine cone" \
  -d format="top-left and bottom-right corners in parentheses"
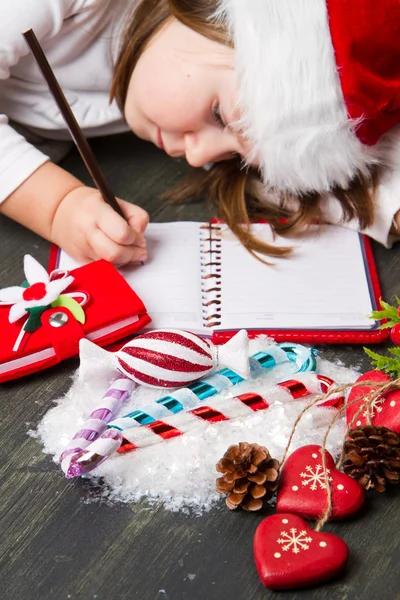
top-left (216, 442), bottom-right (280, 511)
top-left (343, 425), bottom-right (400, 492)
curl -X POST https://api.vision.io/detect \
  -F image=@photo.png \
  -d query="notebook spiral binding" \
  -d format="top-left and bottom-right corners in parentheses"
top-left (200, 223), bottom-right (222, 328)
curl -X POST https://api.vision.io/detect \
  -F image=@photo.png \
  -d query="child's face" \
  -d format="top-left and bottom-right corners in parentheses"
top-left (125, 18), bottom-right (251, 168)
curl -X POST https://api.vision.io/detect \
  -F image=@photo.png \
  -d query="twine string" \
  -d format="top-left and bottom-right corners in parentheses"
top-left (315, 445), bottom-right (333, 532)
top-left (279, 380), bottom-right (357, 468)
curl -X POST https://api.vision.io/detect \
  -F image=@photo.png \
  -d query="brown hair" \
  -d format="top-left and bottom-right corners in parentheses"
top-left (111, 0), bottom-right (377, 261)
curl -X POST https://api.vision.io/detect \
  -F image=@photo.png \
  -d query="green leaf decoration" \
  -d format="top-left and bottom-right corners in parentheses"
top-left (24, 305), bottom-right (51, 333)
top-left (376, 322), bottom-right (393, 329)
top-left (380, 300), bottom-right (400, 319)
top-left (363, 347), bottom-right (386, 362)
top-left (51, 295), bottom-right (85, 324)
top-left (370, 309), bottom-right (392, 320)
top-left (369, 297), bottom-right (400, 329)
top-left (363, 347), bottom-right (400, 378)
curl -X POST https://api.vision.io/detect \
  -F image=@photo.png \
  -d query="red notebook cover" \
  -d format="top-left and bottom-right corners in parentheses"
top-left (0, 259), bottom-right (151, 383)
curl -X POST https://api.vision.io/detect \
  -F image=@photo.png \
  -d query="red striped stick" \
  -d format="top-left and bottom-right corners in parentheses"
top-left (117, 375), bottom-right (343, 454)
top-left (279, 375), bottom-right (344, 409)
top-left (118, 392), bottom-right (268, 453)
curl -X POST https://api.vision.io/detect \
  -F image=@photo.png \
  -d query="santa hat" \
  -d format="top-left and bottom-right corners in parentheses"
top-left (216, 0), bottom-right (400, 194)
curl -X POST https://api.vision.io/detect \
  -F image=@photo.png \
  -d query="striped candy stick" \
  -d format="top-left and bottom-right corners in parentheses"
top-left (64, 343), bottom-right (318, 477)
top-left (70, 374), bottom-right (343, 474)
top-left (117, 392), bottom-right (270, 453)
top-left (67, 366), bottom-right (328, 478)
top-left (116, 374), bottom-right (343, 453)
top-left (65, 428), bottom-right (123, 478)
top-left (59, 374), bottom-right (135, 476)
top-left (66, 366), bottom-right (244, 477)
top-left (68, 392), bottom-right (269, 476)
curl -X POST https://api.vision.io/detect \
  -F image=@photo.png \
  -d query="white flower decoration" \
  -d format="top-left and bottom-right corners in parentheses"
top-left (0, 255), bottom-right (74, 323)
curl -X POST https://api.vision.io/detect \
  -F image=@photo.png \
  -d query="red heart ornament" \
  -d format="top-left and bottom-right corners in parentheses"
top-left (276, 445), bottom-right (364, 520)
top-left (254, 513), bottom-right (349, 590)
top-left (346, 370), bottom-right (400, 433)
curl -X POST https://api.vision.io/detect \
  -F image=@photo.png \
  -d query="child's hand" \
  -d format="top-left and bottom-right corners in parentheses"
top-left (51, 186), bottom-right (149, 266)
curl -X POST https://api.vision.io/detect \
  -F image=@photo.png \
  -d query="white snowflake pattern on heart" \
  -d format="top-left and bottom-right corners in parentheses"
top-left (277, 528), bottom-right (313, 554)
top-left (360, 396), bottom-right (385, 422)
top-left (300, 464), bottom-right (332, 491)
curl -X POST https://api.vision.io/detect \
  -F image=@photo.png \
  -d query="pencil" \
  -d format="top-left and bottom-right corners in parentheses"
top-left (22, 28), bottom-right (125, 219)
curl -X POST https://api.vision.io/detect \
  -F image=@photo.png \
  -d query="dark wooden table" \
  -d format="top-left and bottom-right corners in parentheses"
top-left (1, 134), bottom-right (399, 600)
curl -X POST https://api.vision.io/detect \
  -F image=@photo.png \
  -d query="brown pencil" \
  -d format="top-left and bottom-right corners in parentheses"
top-left (22, 28), bottom-right (125, 220)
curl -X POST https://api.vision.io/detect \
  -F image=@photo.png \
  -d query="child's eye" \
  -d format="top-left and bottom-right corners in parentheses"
top-left (212, 104), bottom-right (225, 130)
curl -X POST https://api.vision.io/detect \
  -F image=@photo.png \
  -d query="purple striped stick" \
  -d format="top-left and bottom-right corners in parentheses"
top-left (65, 428), bottom-right (123, 478)
top-left (59, 374), bottom-right (136, 477)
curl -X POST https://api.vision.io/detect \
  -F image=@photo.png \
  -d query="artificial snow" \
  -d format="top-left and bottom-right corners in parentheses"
top-left (34, 337), bottom-right (359, 513)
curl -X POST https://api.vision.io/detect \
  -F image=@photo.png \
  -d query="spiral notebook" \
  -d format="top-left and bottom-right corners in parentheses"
top-left (51, 221), bottom-right (388, 344)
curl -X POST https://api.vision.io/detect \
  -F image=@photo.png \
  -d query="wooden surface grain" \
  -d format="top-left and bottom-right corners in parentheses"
top-left (0, 134), bottom-right (399, 600)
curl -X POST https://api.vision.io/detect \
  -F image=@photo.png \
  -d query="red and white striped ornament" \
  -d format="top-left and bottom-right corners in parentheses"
top-left (116, 328), bottom-right (249, 388)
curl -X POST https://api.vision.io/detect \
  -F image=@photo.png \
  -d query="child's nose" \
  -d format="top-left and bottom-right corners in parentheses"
top-left (184, 130), bottom-right (236, 168)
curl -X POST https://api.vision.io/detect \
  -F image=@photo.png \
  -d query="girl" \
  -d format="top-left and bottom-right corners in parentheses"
top-left (1, 0), bottom-right (399, 266)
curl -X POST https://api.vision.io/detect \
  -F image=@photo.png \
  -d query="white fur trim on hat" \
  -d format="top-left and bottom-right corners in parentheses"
top-left (215, 0), bottom-right (380, 194)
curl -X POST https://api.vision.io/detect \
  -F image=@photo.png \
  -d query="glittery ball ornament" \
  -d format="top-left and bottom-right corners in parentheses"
top-left (116, 328), bottom-right (250, 388)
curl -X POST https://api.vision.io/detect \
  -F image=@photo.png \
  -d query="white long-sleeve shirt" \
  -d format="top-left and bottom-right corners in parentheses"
top-left (0, 0), bottom-right (399, 247)
top-left (0, 0), bottom-right (130, 202)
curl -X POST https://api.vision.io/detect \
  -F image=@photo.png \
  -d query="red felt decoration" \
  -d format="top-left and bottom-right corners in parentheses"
top-left (276, 445), bottom-right (364, 520)
top-left (346, 370), bottom-right (400, 434)
top-left (254, 513), bottom-right (349, 590)
top-left (23, 282), bottom-right (47, 301)
top-left (0, 260), bottom-right (151, 382)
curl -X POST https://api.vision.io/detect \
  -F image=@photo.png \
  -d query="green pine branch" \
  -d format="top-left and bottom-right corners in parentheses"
top-left (363, 347), bottom-right (400, 378)
top-left (369, 298), bottom-right (400, 329)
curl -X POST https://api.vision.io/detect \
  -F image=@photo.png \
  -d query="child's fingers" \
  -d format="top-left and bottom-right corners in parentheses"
top-left (118, 200), bottom-right (150, 233)
top-left (96, 204), bottom-right (146, 248)
top-left (88, 228), bottom-right (148, 266)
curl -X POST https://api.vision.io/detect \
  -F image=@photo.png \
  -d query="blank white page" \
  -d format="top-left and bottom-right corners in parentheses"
top-left (215, 224), bottom-right (375, 330)
top-left (58, 222), bottom-right (206, 332)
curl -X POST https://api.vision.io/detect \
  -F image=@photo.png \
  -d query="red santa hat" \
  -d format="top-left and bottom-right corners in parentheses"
top-left (216, 0), bottom-right (400, 194)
